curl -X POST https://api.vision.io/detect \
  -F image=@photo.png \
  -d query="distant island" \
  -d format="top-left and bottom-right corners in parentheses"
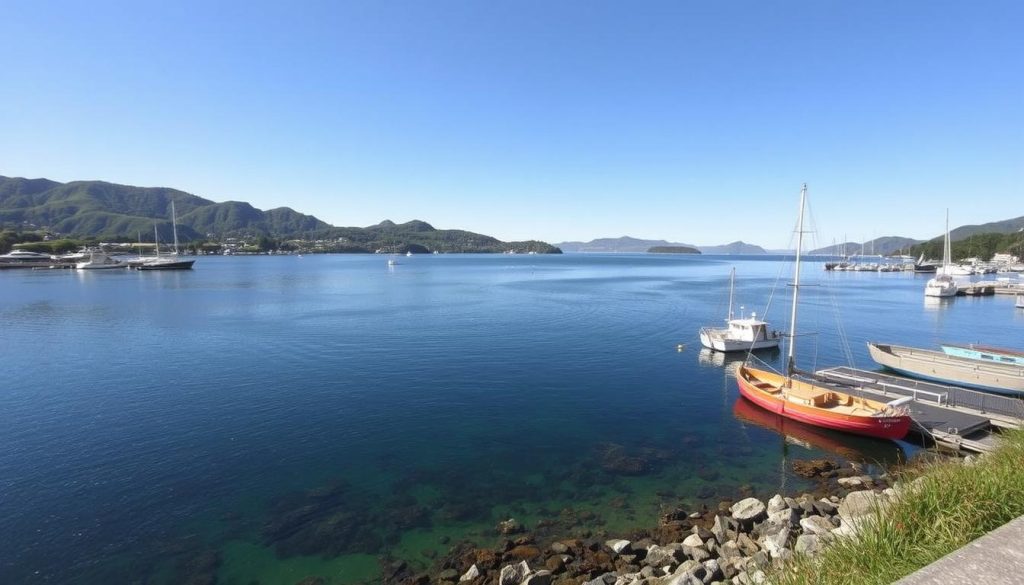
top-left (0, 176), bottom-right (561, 254)
top-left (648, 246), bottom-right (700, 254)
top-left (555, 236), bottom-right (765, 255)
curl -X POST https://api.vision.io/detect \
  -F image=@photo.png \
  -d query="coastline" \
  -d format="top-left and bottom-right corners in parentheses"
top-left (378, 456), bottom-right (898, 585)
top-left (377, 428), bottom-right (1024, 585)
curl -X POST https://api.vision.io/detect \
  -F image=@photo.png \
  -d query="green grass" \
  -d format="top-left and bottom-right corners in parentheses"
top-left (771, 428), bottom-right (1024, 585)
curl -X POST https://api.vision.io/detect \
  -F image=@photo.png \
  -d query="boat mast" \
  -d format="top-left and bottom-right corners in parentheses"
top-left (943, 208), bottom-right (950, 268)
top-left (786, 184), bottom-right (808, 378)
top-left (727, 267), bottom-right (735, 321)
top-left (171, 200), bottom-right (180, 256)
top-left (154, 225), bottom-right (160, 258)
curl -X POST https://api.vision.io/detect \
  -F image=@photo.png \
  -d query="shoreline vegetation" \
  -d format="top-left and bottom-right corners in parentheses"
top-left (772, 427), bottom-right (1024, 585)
top-left (375, 429), bottom-right (1024, 585)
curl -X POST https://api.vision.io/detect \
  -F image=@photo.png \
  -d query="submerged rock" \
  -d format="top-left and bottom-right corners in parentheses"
top-left (596, 443), bottom-right (671, 476)
top-left (791, 459), bottom-right (838, 478)
top-left (497, 518), bottom-right (525, 535)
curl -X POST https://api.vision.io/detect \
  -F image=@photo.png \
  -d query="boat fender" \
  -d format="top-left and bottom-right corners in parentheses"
top-left (886, 396), bottom-right (914, 408)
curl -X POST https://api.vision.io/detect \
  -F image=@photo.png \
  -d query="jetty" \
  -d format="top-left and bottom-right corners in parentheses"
top-left (961, 279), bottom-right (1024, 296)
top-left (811, 367), bottom-right (1024, 453)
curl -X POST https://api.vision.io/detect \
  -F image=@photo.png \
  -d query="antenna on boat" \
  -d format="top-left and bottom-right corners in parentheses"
top-left (786, 183), bottom-right (808, 378)
top-left (727, 267), bottom-right (735, 321)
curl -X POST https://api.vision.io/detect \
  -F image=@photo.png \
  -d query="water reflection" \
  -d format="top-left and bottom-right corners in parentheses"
top-left (697, 347), bottom-right (780, 376)
top-left (923, 295), bottom-right (955, 311)
top-left (732, 396), bottom-right (907, 466)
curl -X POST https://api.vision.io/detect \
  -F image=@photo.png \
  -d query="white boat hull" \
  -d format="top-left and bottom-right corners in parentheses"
top-left (699, 328), bottom-right (781, 353)
top-left (924, 276), bottom-right (957, 297)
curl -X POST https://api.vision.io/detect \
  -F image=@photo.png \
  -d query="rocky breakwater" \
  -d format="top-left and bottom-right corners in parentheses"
top-left (401, 462), bottom-right (901, 585)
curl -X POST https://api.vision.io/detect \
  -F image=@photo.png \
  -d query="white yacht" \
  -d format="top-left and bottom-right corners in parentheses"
top-left (925, 211), bottom-right (959, 298)
top-left (698, 268), bottom-right (781, 352)
top-left (0, 249), bottom-right (55, 267)
top-left (76, 251), bottom-right (126, 270)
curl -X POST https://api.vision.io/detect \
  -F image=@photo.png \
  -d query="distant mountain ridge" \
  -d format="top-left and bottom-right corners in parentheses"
top-left (555, 236), bottom-right (766, 254)
top-left (0, 176), bottom-right (329, 241)
top-left (0, 175), bottom-right (560, 253)
top-left (809, 236), bottom-right (922, 256)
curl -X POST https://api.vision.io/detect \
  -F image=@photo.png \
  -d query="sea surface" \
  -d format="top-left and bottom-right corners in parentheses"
top-left (2, 254), bottom-right (1021, 584)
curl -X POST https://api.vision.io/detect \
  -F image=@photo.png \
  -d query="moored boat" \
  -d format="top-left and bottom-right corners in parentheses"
top-left (737, 391), bottom-right (913, 461)
top-left (924, 211), bottom-right (959, 298)
top-left (736, 184), bottom-right (912, 441)
top-left (699, 267), bottom-right (781, 352)
top-left (0, 249), bottom-right (56, 268)
top-left (135, 201), bottom-right (196, 271)
top-left (867, 342), bottom-right (1024, 396)
top-left (76, 251), bottom-right (126, 270)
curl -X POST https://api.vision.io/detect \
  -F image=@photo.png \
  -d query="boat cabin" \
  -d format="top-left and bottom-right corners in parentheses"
top-left (726, 317), bottom-right (777, 343)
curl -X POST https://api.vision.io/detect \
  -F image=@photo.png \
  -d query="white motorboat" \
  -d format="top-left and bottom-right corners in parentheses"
top-left (925, 211), bottom-right (958, 298)
top-left (0, 249), bottom-right (56, 267)
top-left (76, 251), bottom-right (126, 270)
top-left (698, 267), bottom-right (781, 352)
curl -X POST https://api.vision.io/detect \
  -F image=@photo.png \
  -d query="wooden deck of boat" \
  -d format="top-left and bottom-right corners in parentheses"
top-left (811, 366), bottom-right (1024, 453)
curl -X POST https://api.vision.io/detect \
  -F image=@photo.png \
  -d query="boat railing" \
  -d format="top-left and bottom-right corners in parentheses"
top-left (822, 366), bottom-right (1024, 420)
top-left (944, 389), bottom-right (1024, 419)
top-left (877, 382), bottom-right (948, 406)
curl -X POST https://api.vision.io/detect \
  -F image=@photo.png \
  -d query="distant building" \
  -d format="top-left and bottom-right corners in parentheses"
top-left (993, 253), bottom-right (1018, 264)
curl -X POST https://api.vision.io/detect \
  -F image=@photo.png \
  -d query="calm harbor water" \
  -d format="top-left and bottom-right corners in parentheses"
top-left (2, 254), bottom-right (1021, 584)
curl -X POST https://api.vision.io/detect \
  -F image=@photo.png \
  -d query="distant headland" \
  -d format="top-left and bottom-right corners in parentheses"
top-left (0, 176), bottom-right (561, 254)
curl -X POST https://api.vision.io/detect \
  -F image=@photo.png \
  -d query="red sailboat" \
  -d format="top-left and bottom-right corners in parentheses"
top-left (735, 185), bottom-right (912, 441)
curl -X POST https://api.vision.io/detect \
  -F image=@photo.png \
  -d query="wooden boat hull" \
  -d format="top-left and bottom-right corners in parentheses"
top-left (732, 396), bottom-right (905, 462)
top-left (736, 365), bottom-right (911, 440)
top-left (868, 342), bottom-right (1024, 395)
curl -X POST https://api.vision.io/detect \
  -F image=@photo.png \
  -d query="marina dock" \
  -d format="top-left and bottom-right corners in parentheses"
top-left (960, 280), bottom-right (1024, 296)
top-left (812, 366), bottom-right (1024, 453)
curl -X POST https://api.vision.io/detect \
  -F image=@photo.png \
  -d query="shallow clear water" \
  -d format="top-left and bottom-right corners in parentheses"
top-left (1, 255), bottom-right (1020, 584)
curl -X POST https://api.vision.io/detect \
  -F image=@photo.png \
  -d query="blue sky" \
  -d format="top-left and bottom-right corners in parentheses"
top-left (1, 1), bottom-right (1021, 248)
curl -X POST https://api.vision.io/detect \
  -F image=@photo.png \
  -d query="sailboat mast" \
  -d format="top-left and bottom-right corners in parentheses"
top-left (154, 225), bottom-right (160, 258)
top-left (171, 200), bottom-right (180, 255)
top-left (943, 209), bottom-right (950, 268)
top-left (786, 184), bottom-right (808, 377)
top-left (727, 267), bottom-right (735, 321)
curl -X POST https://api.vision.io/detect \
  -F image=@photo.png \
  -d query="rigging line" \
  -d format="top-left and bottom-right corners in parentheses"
top-left (830, 284), bottom-right (857, 368)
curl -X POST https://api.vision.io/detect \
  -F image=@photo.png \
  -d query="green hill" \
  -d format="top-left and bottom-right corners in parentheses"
top-left (0, 176), bottom-right (328, 241)
top-left (0, 175), bottom-right (560, 254)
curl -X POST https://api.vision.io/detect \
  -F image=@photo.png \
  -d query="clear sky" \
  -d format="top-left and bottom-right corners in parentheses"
top-left (1, 1), bottom-right (1021, 248)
